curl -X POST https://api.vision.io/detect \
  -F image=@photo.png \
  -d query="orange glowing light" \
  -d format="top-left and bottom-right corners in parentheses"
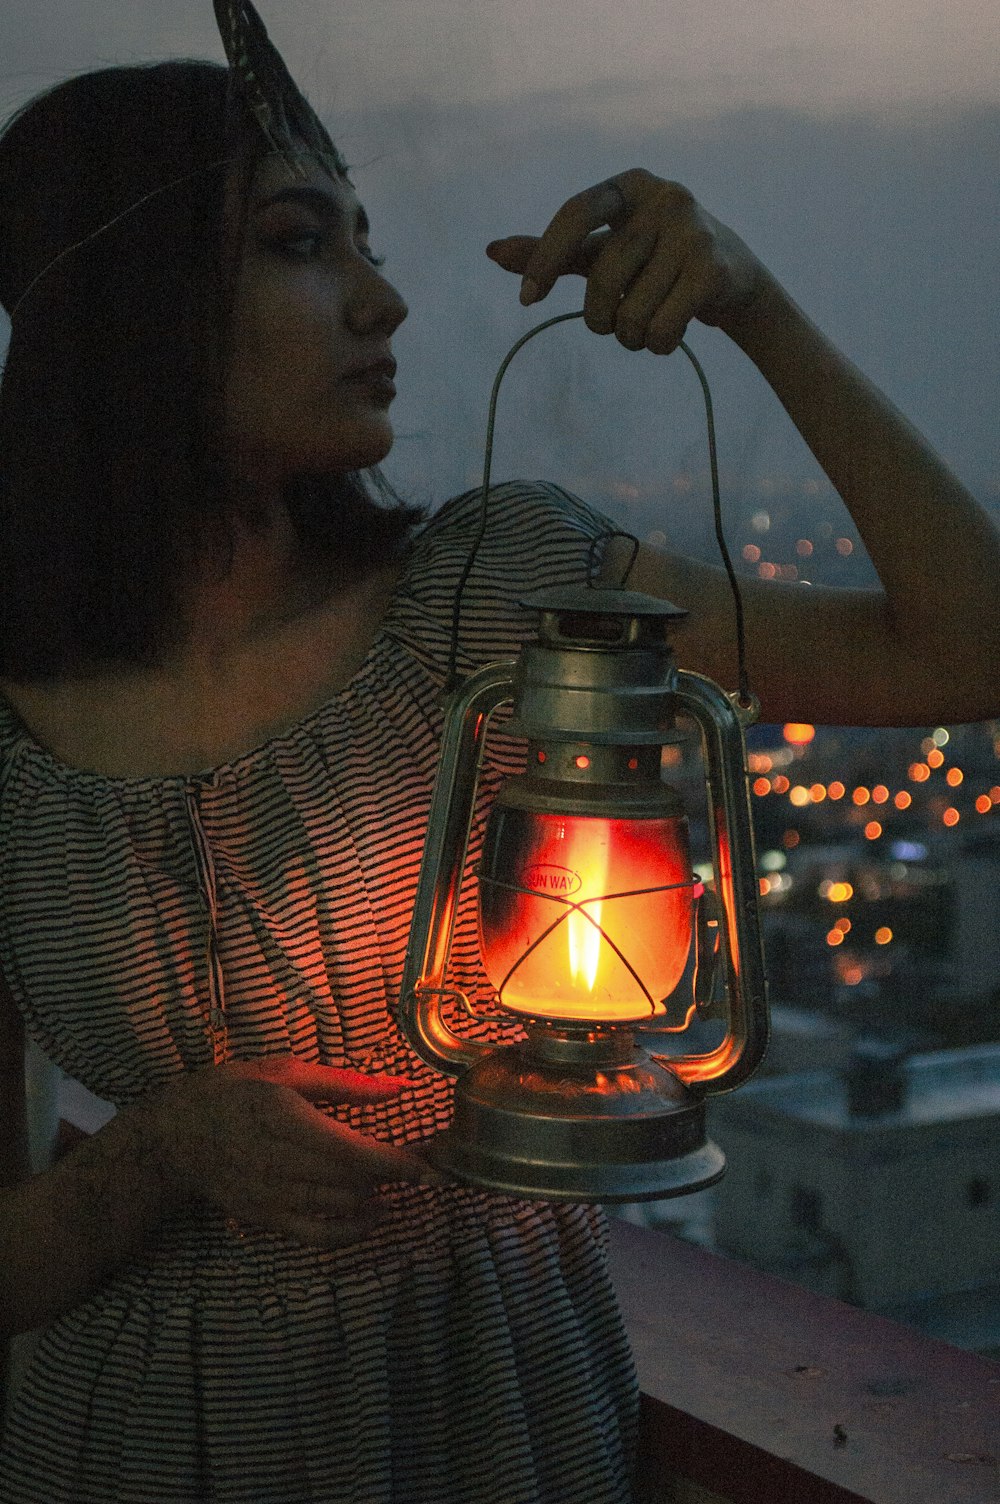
top-left (826, 928), bottom-right (844, 946)
top-left (872, 785), bottom-right (889, 804)
top-left (753, 777), bottom-right (771, 796)
top-left (874, 927), bottom-right (893, 945)
top-left (748, 754), bottom-right (773, 773)
top-left (772, 775), bottom-right (791, 795)
top-left (574, 754), bottom-right (591, 770)
top-left (834, 917), bottom-right (852, 934)
top-left (927, 748), bottom-right (945, 769)
top-left (789, 785), bottom-right (810, 807)
top-left (759, 877), bottom-right (770, 896)
top-left (894, 791), bottom-right (912, 809)
top-left (478, 809), bottom-right (694, 1023)
top-left (796, 539), bottom-right (814, 557)
top-left (976, 795), bottom-right (992, 814)
top-left (864, 821), bottom-right (883, 840)
top-left (852, 787), bottom-right (870, 806)
top-left (783, 723), bottom-right (815, 745)
top-left (759, 562), bottom-right (777, 580)
top-left (835, 537), bottom-right (854, 556)
top-left (942, 807), bottom-right (960, 827)
top-left (990, 787), bottom-right (1000, 804)
top-left (828, 781), bottom-right (845, 800)
top-left (909, 762), bottom-right (930, 782)
top-left (821, 881), bottom-right (854, 903)
top-left (810, 783), bottom-right (827, 802)
top-left (743, 543), bottom-right (762, 563)
top-left (945, 767), bottom-right (963, 787)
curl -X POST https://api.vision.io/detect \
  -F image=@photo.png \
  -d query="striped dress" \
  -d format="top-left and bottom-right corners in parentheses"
top-left (0, 483), bottom-right (640, 1504)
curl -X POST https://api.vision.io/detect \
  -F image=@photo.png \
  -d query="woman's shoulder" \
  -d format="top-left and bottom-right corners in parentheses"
top-left (407, 479), bottom-right (618, 596)
top-left (415, 479), bottom-right (614, 550)
top-left (391, 480), bottom-right (622, 672)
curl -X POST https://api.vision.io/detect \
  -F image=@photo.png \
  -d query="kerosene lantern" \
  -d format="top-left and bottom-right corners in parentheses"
top-left (397, 581), bottom-right (769, 1201)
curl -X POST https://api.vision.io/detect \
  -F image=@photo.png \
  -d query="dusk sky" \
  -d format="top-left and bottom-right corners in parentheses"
top-left (2, 1), bottom-right (998, 556)
top-left (4, 0), bottom-right (999, 118)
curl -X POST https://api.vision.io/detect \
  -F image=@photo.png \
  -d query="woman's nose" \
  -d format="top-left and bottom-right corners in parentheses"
top-left (348, 265), bottom-right (408, 337)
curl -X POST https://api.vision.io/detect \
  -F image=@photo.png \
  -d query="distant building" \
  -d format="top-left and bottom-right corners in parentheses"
top-left (706, 1040), bottom-right (1000, 1356)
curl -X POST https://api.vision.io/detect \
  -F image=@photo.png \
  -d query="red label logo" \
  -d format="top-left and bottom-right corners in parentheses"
top-left (523, 864), bottom-right (581, 895)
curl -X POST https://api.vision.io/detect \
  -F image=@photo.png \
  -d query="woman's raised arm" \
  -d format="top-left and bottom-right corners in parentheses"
top-left (487, 170), bottom-right (1000, 726)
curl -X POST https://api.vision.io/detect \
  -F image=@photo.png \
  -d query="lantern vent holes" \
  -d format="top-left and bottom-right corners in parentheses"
top-left (525, 742), bottom-right (662, 787)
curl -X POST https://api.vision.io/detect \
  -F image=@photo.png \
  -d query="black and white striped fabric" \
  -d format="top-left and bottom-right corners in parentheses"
top-left (0, 483), bottom-right (640, 1504)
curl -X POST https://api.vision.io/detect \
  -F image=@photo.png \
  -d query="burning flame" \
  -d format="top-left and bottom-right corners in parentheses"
top-left (478, 809), bottom-right (695, 1023)
top-left (566, 839), bottom-right (608, 994)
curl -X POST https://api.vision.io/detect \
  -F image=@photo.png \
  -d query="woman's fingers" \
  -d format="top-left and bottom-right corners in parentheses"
top-left (230, 1054), bottom-right (414, 1106)
top-left (512, 175), bottom-right (640, 305)
top-left (487, 171), bottom-right (764, 350)
top-left (583, 227), bottom-right (668, 339)
top-left (274, 1212), bottom-right (382, 1251)
top-left (485, 230), bottom-right (611, 282)
top-left (271, 1089), bottom-right (441, 1186)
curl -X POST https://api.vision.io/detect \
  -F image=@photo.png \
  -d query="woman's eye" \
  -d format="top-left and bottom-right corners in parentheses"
top-left (273, 231), bottom-right (324, 260)
top-left (268, 233), bottom-right (385, 270)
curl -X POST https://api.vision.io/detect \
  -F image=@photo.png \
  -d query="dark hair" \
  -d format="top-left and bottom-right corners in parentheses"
top-left (0, 60), bottom-right (421, 680)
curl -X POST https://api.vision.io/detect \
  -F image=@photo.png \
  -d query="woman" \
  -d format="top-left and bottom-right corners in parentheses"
top-left (0, 10), bottom-right (998, 1504)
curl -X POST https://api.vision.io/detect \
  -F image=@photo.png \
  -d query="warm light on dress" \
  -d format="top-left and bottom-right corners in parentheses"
top-left (478, 807), bottom-right (694, 1023)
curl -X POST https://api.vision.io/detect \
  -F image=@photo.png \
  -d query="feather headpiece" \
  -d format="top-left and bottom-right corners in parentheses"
top-left (213, 0), bottom-right (350, 180)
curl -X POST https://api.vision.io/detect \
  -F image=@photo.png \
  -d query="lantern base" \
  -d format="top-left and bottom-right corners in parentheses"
top-left (423, 1031), bottom-right (726, 1203)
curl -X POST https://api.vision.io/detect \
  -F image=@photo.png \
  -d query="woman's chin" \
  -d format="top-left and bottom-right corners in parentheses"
top-left (323, 418), bottom-right (395, 472)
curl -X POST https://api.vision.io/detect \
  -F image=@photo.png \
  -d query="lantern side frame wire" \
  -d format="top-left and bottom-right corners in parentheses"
top-left (399, 659), bottom-right (769, 1093)
top-left (398, 661), bottom-right (518, 1076)
top-left (650, 674), bottom-right (768, 1090)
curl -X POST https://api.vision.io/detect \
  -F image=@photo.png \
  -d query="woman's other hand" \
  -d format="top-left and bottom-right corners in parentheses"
top-left (486, 170), bottom-right (766, 355)
top-left (144, 1055), bottom-right (436, 1249)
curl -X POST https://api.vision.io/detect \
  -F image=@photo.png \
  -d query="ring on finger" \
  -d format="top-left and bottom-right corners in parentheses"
top-left (599, 178), bottom-right (629, 229)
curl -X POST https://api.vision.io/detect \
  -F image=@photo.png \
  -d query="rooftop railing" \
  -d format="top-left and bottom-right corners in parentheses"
top-left (609, 1218), bottom-right (1000, 1504)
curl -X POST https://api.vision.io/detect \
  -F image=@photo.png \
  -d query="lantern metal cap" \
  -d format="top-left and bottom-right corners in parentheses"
top-left (519, 584), bottom-right (688, 621)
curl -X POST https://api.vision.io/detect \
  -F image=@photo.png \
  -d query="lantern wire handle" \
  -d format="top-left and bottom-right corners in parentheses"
top-left (443, 310), bottom-right (753, 709)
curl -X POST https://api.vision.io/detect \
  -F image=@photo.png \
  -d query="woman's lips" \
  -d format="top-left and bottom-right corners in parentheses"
top-left (343, 358), bottom-right (397, 400)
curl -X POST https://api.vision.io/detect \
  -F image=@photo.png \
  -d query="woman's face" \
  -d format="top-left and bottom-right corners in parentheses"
top-left (223, 153), bottom-right (408, 488)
